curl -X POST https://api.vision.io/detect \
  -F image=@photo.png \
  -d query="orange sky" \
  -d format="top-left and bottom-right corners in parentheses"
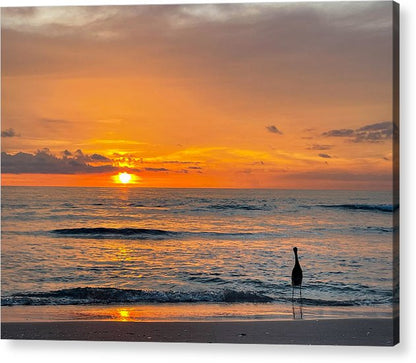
top-left (1, 2), bottom-right (395, 189)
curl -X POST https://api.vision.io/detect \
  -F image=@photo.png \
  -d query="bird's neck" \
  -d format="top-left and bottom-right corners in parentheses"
top-left (294, 252), bottom-right (300, 265)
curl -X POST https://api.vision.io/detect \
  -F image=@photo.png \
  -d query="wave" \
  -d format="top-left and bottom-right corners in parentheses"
top-left (1, 287), bottom-right (273, 306)
top-left (52, 227), bottom-right (177, 238)
top-left (51, 227), bottom-right (260, 240)
top-left (360, 226), bottom-right (393, 233)
top-left (293, 298), bottom-right (384, 307)
top-left (1, 287), bottom-right (390, 307)
top-left (206, 203), bottom-right (271, 211)
top-left (127, 202), bottom-right (272, 211)
top-left (318, 204), bottom-right (395, 213)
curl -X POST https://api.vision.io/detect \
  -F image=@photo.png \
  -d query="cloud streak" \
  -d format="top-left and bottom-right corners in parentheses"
top-left (307, 144), bottom-right (332, 150)
top-left (322, 121), bottom-right (393, 143)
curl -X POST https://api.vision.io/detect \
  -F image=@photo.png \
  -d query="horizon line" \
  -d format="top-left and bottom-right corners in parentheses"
top-left (0, 185), bottom-right (393, 192)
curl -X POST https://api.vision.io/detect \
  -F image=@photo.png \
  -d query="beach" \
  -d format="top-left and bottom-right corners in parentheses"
top-left (1, 318), bottom-right (397, 346)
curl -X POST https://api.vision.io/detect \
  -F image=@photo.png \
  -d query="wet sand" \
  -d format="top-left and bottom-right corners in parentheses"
top-left (1, 318), bottom-right (398, 346)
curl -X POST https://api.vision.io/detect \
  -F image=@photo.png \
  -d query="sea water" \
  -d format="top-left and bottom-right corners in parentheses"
top-left (1, 187), bottom-right (396, 321)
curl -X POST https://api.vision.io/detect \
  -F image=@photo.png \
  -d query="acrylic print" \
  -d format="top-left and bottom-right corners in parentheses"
top-left (1, 1), bottom-right (399, 345)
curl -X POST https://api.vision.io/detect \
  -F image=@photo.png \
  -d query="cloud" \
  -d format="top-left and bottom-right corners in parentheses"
top-left (322, 129), bottom-right (354, 137)
top-left (356, 121), bottom-right (391, 132)
top-left (38, 118), bottom-right (72, 131)
top-left (1, 6), bottom-right (119, 33)
top-left (40, 118), bottom-right (70, 124)
top-left (322, 121), bottom-right (393, 143)
top-left (144, 167), bottom-right (169, 172)
top-left (353, 121), bottom-right (393, 142)
top-left (70, 149), bottom-right (112, 163)
top-left (1, 128), bottom-right (20, 137)
top-left (318, 153), bottom-right (332, 159)
top-left (161, 160), bottom-right (201, 165)
top-left (266, 125), bottom-right (283, 135)
top-left (307, 144), bottom-right (332, 150)
top-left (1, 149), bottom-right (138, 174)
top-left (89, 153), bottom-right (112, 162)
top-left (2, 2), bottom-right (393, 145)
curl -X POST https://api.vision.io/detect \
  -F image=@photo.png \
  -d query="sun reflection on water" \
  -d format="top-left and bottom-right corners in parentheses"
top-left (117, 309), bottom-right (132, 321)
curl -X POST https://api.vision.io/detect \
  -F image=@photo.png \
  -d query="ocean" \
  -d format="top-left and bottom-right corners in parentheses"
top-left (1, 186), bottom-right (396, 321)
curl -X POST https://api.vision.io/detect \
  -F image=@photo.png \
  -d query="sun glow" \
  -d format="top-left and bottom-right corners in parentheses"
top-left (117, 172), bottom-right (132, 184)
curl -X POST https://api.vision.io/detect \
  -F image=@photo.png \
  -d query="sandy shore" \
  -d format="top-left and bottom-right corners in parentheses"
top-left (1, 318), bottom-right (398, 346)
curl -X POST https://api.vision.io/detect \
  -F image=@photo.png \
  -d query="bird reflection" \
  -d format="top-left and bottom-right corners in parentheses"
top-left (292, 296), bottom-right (303, 319)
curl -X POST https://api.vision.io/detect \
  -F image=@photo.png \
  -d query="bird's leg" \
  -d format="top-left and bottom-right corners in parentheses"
top-left (292, 298), bottom-right (295, 319)
top-left (299, 286), bottom-right (303, 319)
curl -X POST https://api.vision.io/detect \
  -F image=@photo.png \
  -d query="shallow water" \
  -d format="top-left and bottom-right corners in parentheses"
top-left (1, 187), bottom-right (395, 319)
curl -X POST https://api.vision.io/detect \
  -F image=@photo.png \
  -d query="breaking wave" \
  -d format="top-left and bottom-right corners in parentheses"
top-left (51, 227), bottom-right (259, 240)
top-left (318, 204), bottom-right (395, 213)
top-left (2, 287), bottom-right (273, 306)
top-left (1, 287), bottom-right (390, 307)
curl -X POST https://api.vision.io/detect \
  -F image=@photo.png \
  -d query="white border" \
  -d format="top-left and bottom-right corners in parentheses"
top-left (1, 0), bottom-right (415, 362)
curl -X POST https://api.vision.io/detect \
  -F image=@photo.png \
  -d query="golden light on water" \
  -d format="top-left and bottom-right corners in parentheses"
top-left (118, 309), bottom-right (131, 321)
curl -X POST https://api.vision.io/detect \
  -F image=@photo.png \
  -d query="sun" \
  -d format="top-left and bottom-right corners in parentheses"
top-left (118, 172), bottom-right (132, 184)
top-left (112, 172), bottom-right (140, 185)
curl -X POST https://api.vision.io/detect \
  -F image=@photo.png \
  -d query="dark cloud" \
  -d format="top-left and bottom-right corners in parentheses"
top-left (1, 149), bottom-right (138, 174)
top-left (322, 129), bottom-right (354, 137)
top-left (69, 149), bottom-right (112, 163)
top-left (1, 128), bottom-right (20, 137)
top-left (188, 166), bottom-right (202, 169)
top-left (353, 121), bottom-right (393, 143)
top-left (356, 121), bottom-right (391, 132)
top-left (144, 167), bottom-right (169, 172)
top-left (307, 144), bottom-right (332, 150)
top-left (90, 153), bottom-right (112, 162)
top-left (2, 3), bottom-right (392, 82)
top-left (162, 160), bottom-right (201, 165)
top-left (266, 125), bottom-right (283, 135)
top-left (322, 121), bottom-right (393, 143)
top-left (318, 153), bottom-right (331, 159)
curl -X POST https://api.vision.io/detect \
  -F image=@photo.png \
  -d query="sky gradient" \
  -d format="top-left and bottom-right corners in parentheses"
top-left (1, 2), bottom-right (395, 189)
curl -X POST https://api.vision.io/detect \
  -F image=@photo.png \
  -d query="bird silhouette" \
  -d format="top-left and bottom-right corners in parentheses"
top-left (291, 247), bottom-right (303, 299)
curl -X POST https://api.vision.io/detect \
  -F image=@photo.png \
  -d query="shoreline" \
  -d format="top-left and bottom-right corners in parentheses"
top-left (0, 303), bottom-right (393, 323)
top-left (1, 318), bottom-right (399, 346)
